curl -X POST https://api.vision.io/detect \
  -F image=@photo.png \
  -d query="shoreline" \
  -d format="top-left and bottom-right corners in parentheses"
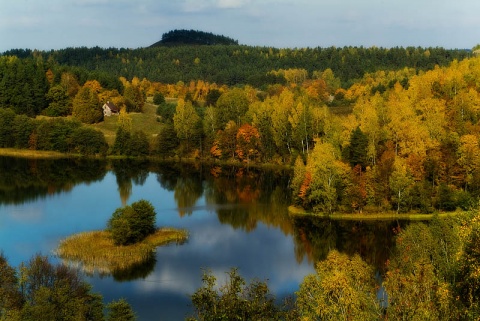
top-left (0, 148), bottom-right (292, 171)
top-left (288, 205), bottom-right (464, 221)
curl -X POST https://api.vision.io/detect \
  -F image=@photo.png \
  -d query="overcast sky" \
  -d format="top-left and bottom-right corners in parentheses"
top-left (1, 0), bottom-right (479, 52)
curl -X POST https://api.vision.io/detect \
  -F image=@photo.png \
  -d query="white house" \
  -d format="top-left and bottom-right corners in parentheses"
top-left (102, 101), bottom-right (119, 116)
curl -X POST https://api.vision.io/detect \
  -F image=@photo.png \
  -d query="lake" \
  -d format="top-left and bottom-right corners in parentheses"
top-left (0, 157), bottom-right (398, 320)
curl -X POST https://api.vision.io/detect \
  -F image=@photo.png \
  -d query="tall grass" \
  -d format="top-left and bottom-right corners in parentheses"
top-left (0, 148), bottom-right (67, 159)
top-left (56, 228), bottom-right (188, 275)
top-left (288, 205), bottom-right (464, 221)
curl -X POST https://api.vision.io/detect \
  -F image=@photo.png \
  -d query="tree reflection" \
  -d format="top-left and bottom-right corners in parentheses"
top-left (292, 217), bottom-right (400, 272)
top-left (174, 176), bottom-right (203, 217)
top-left (204, 166), bottom-right (294, 234)
top-left (111, 159), bottom-right (150, 205)
top-left (111, 253), bottom-right (157, 281)
top-left (0, 156), bottom-right (107, 205)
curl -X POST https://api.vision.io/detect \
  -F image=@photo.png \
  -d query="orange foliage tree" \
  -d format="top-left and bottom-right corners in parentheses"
top-left (235, 124), bottom-right (262, 163)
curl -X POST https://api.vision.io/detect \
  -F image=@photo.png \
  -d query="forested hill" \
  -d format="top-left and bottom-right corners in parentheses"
top-left (150, 29), bottom-right (239, 46)
top-left (2, 45), bottom-right (471, 87)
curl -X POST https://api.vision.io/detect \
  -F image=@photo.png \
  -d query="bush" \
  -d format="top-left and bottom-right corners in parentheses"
top-left (0, 253), bottom-right (136, 320)
top-left (108, 200), bottom-right (157, 245)
top-left (71, 127), bottom-right (108, 155)
top-left (106, 298), bottom-right (137, 321)
top-left (153, 92), bottom-right (166, 105)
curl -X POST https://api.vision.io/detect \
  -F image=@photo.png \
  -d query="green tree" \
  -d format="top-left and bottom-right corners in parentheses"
top-left (205, 89), bottom-right (221, 107)
top-left (12, 114), bottom-right (37, 149)
top-left (156, 123), bottom-right (179, 157)
top-left (188, 268), bottom-right (288, 321)
top-left (156, 102), bottom-right (176, 123)
top-left (384, 221), bottom-right (460, 320)
top-left (152, 92), bottom-right (165, 105)
top-left (34, 118), bottom-right (81, 152)
top-left (345, 126), bottom-right (368, 169)
top-left (43, 85), bottom-right (71, 116)
top-left (296, 250), bottom-right (381, 321)
top-left (107, 199), bottom-right (157, 245)
top-left (288, 101), bottom-right (312, 155)
top-left (72, 86), bottom-right (103, 124)
top-left (123, 84), bottom-right (144, 113)
top-left (129, 130), bottom-right (150, 157)
top-left (19, 254), bottom-right (105, 321)
top-left (111, 127), bottom-right (131, 156)
top-left (0, 253), bottom-right (23, 320)
top-left (173, 98), bottom-right (201, 153)
top-left (271, 90), bottom-right (294, 156)
top-left (70, 127), bottom-right (108, 156)
top-left (215, 88), bottom-right (249, 128)
top-left (306, 142), bottom-right (348, 214)
top-left (0, 108), bottom-right (16, 147)
top-left (106, 299), bottom-right (136, 321)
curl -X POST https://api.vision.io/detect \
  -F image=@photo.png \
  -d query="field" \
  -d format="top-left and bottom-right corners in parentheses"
top-left (90, 101), bottom-right (165, 146)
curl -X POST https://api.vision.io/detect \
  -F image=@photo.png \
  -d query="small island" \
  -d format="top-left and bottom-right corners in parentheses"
top-left (56, 200), bottom-right (188, 275)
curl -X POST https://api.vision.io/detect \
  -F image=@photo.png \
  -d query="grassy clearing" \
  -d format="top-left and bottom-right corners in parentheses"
top-left (56, 227), bottom-right (188, 275)
top-left (90, 102), bottom-right (162, 146)
top-left (288, 205), bottom-right (464, 221)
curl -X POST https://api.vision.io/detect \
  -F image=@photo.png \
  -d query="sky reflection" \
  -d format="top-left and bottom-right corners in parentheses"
top-left (0, 166), bottom-right (315, 321)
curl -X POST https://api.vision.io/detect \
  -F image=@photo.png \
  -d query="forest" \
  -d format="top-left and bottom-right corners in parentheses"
top-left (1, 40), bottom-right (480, 215)
top-left (1, 32), bottom-right (480, 319)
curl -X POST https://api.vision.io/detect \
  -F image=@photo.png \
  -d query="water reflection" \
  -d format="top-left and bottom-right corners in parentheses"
top-left (0, 156), bottom-right (402, 320)
top-left (293, 217), bottom-right (399, 271)
top-left (111, 159), bottom-right (150, 205)
top-left (0, 156), bottom-right (106, 205)
top-left (111, 253), bottom-right (157, 282)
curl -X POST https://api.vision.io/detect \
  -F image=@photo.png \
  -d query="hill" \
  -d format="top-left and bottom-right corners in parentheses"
top-left (5, 45), bottom-right (468, 88)
top-left (150, 29), bottom-right (238, 47)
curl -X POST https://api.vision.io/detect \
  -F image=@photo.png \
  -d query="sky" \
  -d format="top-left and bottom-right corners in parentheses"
top-left (0, 0), bottom-right (479, 52)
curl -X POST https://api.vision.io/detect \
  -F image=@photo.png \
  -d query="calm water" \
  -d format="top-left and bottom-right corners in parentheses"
top-left (0, 157), bottom-right (397, 320)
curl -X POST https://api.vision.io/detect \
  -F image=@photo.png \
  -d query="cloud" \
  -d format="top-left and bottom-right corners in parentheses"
top-left (217, 0), bottom-right (251, 9)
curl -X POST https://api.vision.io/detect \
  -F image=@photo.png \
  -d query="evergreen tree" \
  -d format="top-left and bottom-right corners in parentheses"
top-left (129, 130), bottom-right (150, 157)
top-left (112, 127), bottom-right (131, 155)
top-left (156, 123), bottom-right (179, 157)
top-left (346, 126), bottom-right (368, 169)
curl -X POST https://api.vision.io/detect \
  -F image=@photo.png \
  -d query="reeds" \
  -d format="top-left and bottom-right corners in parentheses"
top-left (288, 205), bottom-right (464, 221)
top-left (56, 228), bottom-right (188, 275)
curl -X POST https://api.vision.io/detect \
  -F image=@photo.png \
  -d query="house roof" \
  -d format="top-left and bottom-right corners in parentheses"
top-left (104, 101), bottom-right (119, 112)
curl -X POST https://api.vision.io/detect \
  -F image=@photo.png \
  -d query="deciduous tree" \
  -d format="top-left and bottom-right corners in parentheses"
top-left (296, 250), bottom-right (381, 321)
top-left (72, 86), bottom-right (103, 124)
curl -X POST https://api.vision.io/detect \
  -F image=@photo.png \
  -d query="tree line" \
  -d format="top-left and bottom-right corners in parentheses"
top-left (1, 46), bottom-right (480, 214)
top-left (2, 44), bottom-right (470, 87)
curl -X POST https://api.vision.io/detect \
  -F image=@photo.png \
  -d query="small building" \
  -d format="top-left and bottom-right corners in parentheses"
top-left (102, 101), bottom-right (119, 116)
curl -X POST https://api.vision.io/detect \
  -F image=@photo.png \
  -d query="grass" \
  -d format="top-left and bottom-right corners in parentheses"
top-left (90, 102), bottom-right (162, 146)
top-left (288, 205), bottom-right (464, 221)
top-left (56, 227), bottom-right (188, 275)
top-left (0, 148), bottom-right (70, 159)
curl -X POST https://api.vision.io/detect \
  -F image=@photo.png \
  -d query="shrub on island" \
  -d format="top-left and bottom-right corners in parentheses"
top-left (56, 200), bottom-right (188, 276)
top-left (108, 199), bottom-right (156, 245)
